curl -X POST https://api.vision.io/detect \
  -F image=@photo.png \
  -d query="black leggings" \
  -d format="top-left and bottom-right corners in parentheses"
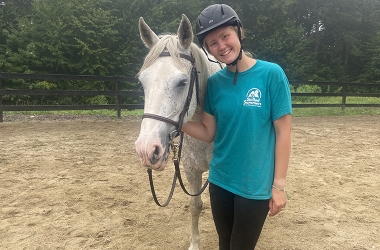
top-left (209, 182), bottom-right (269, 250)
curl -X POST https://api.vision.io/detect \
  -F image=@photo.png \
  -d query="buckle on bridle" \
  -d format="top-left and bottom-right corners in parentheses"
top-left (169, 130), bottom-right (180, 141)
top-left (169, 130), bottom-right (181, 161)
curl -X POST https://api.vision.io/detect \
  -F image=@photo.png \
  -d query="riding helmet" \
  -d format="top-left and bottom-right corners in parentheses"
top-left (196, 4), bottom-right (241, 46)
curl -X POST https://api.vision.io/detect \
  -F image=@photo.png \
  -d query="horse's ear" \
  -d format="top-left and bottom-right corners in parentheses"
top-left (139, 17), bottom-right (159, 49)
top-left (177, 14), bottom-right (193, 50)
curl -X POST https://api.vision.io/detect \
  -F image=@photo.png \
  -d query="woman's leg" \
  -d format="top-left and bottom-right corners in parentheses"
top-left (209, 183), bottom-right (270, 250)
top-left (230, 197), bottom-right (269, 249)
top-left (209, 183), bottom-right (235, 250)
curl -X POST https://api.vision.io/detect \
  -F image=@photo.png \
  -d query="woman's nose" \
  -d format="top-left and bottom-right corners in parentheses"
top-left (218, 41), bottom-right (226, 50)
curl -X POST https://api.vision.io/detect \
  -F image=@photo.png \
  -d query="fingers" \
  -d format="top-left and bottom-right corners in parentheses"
top-left (268, 199), bottom-right (286, 217)
top-left (269, 205), bottom-right (284, 217)
top-left (268, 188), bottom-right (289, 217)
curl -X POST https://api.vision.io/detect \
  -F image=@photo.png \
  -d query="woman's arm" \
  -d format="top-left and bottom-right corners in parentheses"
top-left (181, 112), bottom-right (216, 143)
top-left (269, 114), bottom-right (292, 217)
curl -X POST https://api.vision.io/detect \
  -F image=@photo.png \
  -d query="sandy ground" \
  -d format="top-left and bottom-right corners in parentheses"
top-left (0, 115), bottom-right (379, 250)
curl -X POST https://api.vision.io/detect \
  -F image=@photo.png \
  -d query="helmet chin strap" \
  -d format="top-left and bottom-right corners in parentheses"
top-left (227, 23), bottom-right (243, 85)
top-left (201, 46), bottom-right (224, 69)
top-left (201, 23), bottom-right (244, 85)
top-left (202, 45), bottom-right (243, 85)
top-left (226, 46), bottom-right (242, 85)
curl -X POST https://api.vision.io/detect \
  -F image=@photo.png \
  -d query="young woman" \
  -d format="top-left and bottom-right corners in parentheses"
top-left (181, 4), bottom-right (292, 249)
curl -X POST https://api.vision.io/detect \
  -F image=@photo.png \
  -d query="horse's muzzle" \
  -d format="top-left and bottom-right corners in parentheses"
top-left (135, 139), bottom-right (169, 171)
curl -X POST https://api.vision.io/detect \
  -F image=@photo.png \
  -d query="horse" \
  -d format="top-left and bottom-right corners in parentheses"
top-left (135, 15), bottom-right (221, 250)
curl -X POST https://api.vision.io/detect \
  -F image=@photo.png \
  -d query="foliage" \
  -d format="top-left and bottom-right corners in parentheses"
top-left (1, 0), bottom-right (380, 106)
top-left (292, 84), bottom-right (322, 103)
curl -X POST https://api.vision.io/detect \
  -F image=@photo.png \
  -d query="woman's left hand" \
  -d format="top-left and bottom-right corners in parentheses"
top-left (268, 187), bottom-right (287, 217)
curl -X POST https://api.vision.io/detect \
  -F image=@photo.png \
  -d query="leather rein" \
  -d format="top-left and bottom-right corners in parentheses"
top-left (143, 51), bottom-right (209, 207)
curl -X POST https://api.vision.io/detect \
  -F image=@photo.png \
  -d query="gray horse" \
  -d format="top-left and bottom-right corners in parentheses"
top-left (135, 15), bottom-right (221, 250)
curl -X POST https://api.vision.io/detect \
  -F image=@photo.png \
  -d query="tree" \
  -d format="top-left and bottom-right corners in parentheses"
top-left (360, 31), bottom-right (380, 82)
top-left (229, 0), bottom-right (304, 79)
top-left (291, 0), bottom-right (380, 82)
top-left (2, 0), bottom-right (380, 86)
top-left (0, 0), bottom-right (34, 72)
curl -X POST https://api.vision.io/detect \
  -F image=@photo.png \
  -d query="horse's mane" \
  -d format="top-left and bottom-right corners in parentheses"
top-left (138, 34), bottom-right (211, 91)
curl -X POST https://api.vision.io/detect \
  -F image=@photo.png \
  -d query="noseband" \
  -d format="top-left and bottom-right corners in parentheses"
top-left (142, 51), bottom-right (209, 207)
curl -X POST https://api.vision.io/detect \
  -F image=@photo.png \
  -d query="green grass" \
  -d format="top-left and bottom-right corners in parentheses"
top-left (291, 96), bottom-right (380, 116)
top-left (3, 96), bottom-right (380, 117)
top-left (292, 107), bottom-right (380, 116)
top-left (4, 109), bottom-right (144, 117)
top-left (5, 107), bottom-right (380, 118)
top-left (293, 96), bottom-right (380, 104)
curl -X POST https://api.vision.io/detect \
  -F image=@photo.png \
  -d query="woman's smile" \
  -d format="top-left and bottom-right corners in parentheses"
top-left (221, 49), bottom-right (232, 56)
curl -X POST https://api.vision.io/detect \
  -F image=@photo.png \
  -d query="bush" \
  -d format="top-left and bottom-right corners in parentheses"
top-left (292, 84), bottom-right (322, 103)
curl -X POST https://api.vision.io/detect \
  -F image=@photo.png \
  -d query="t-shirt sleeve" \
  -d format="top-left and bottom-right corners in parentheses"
top-left (203, 78), bottom-right (214, 115)
top-left (270, 66), bottom-right (292, 121)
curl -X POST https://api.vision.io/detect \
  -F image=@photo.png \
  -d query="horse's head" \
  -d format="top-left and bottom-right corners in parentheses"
top-left (135, 15), bottom-right (201, 171)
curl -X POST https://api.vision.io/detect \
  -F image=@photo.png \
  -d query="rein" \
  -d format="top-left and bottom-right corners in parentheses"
top-left (143, 51), bottom-right (209, 207)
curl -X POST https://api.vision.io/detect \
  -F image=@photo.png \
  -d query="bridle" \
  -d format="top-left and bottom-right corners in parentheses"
top-left (142, 51), bottom-right (200, 130)
top-left (142, 51), bottom-right (209, 207)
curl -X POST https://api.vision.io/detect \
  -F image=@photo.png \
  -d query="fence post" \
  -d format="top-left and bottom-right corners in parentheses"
top-left (0, 78), bottom-right (3, 123)
top-left (341, 84), bottom-right (347, 113)
top-left (115, 81), bottom-right (121, 119)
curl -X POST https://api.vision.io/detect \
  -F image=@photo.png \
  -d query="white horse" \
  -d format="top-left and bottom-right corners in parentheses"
top-left (135, 15), bottom-right (221, 250)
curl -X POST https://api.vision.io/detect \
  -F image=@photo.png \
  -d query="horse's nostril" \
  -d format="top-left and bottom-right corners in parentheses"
top-left (153, 146), bottom-right (160, 157)
top-left (150, 145), bottom-right (162, 165)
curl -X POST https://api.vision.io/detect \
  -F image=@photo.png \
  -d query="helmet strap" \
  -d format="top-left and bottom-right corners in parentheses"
top-left (226, 23), bottom-right (243, 85)
top-left (200, 22), bottom-right (244, 85)
top-left (226, 47), bottom-right (242, 85)
top-left (200, 46), bottom-right (223, 69)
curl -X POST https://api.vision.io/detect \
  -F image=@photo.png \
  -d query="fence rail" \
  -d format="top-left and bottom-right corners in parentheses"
top-left (0, 73), bottom-right (143, 122)
top-left (290, 81), bottom-right (380, 109)
top-left (1, 73), bottom-right (380, 122)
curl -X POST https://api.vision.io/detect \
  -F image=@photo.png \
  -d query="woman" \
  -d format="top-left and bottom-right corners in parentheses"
top-left (181, 4), bottom-right (292, 249)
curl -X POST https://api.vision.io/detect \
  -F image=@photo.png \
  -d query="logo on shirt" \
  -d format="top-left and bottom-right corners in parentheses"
top-left (243, 88), bottom-right (262, 107)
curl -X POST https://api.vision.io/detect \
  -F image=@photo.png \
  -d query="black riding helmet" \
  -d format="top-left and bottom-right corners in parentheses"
top-left (196, 4), bottom-right (243, 84)
top-left (196, 4), bottom-right (241, 46)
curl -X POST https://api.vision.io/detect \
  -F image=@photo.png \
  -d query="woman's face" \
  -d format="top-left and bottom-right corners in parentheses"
top-left (204, 26), bottom-right (240, 65)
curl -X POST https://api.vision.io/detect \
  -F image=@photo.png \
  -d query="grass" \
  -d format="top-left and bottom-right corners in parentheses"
top-left (292, 107), bottom-right (380, 116)
top-left (4, 109), bottom-right (144, 117)
top-left (4, 107), bottom-right (380, 118)
top-left (291, 96), bottom-right (380, 116)
top-left (3, 96), bottom-right (380, 118)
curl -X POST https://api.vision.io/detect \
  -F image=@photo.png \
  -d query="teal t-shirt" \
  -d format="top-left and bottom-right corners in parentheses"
top-left (204, 60), bottom-right (292, 199)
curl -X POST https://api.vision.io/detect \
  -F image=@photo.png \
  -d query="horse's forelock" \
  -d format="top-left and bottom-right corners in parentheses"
top-left (137, 34), bottom-right (213, 106)
top-left (138, 35), bottom-right (184, 76)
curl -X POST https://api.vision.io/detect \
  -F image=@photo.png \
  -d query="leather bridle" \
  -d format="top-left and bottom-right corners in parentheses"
top-left (142, 51), bottom-right (209, 207)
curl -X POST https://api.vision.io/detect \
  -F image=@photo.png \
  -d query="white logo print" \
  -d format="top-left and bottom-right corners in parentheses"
top-left (243, 88), bottom-right (262, 107)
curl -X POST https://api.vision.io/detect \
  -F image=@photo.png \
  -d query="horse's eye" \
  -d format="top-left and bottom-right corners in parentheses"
top-left (177, 80), bottom-right (187, 88)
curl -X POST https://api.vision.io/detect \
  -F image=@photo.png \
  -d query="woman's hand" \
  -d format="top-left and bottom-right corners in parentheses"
top-left (268, 187), bottom-right (288, 217)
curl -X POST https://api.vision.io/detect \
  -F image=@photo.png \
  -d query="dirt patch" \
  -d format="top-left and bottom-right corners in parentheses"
top-left (0, 115), bottom-right (379, 249)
